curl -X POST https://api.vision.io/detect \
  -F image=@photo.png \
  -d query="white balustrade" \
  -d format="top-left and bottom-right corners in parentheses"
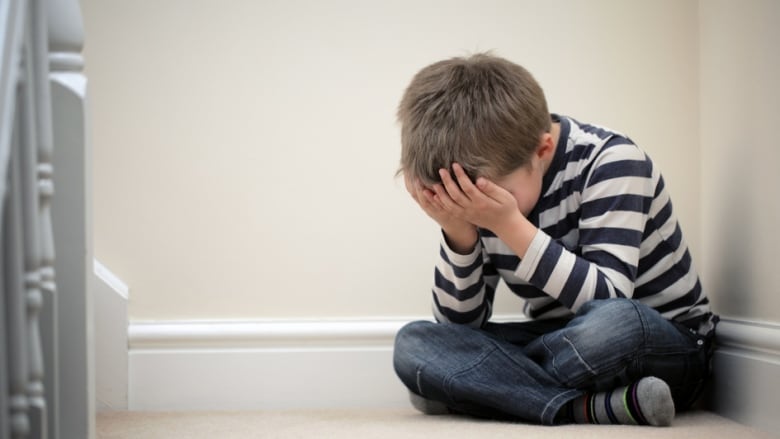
top-left (2, 0), bottom-right (89, 437)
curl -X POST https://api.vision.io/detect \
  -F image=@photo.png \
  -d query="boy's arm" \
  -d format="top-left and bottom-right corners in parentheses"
top-left (432, 233), bottom-right (500, 327)
top-left (404, 173), bottom-right (498, 327)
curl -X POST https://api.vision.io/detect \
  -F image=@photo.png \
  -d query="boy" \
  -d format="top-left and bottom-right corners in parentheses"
top-left (392, 53), bottom-right (717, 426)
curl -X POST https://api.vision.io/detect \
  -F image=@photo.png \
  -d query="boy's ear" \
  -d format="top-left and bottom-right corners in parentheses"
top-left (536, 132), bottom-right (555, 161)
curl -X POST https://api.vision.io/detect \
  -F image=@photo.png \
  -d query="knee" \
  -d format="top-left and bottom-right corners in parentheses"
top-left (393, 321), bottom-right (435, 388)
top-left (578, 298), bottom-right (639, 318)
top-left (577, 299), bottom-right (644, 332)
top-left (566, 299), bottom-right (647, 352)
top-left (393, 320), bottom-right (433, 362)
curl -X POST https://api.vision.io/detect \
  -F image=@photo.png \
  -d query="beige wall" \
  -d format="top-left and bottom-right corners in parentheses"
top-left (83, 0), bottom-right (701, 320)
top-left (699, 0), bottom-right (780, 322)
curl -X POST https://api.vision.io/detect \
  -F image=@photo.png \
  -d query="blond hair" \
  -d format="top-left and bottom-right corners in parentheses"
top-left (397, 53), bottom-right (550, 186)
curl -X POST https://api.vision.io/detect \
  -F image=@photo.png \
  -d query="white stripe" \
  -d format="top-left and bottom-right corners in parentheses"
top-left (641, 271), bottom-right (699, 308)
top-left (583, 243), bottom-right (639, 267)
top-left (590, 142), bottom-right (645, 165)
top-left (635, 241), bottom-right (688, 286)
top-left (498, 270), bottom-right (530, 285)
top-left (579, 210), bottom-right (646, 232)
top-left (439, 235), bottom-right (482, 266)
top-left (432, 285), bottom-right (484, 313)
top-left (542, 251), bottom-right (577, 300)
top-left (543, 159), bottom-right (589, 198)
top-left (515, 231), bottom-right (549, 280)
top-left (585, 175), bottom-right (651, 201)
top-left (436, 257), bottom-right (482, 288)
top-left (538, 191), bottom-right (581, 227)
top-left (638, 229), bottom-right (664, 258)
top-left (481, 235), bottom-right (514, 255)
top-left (647, 186), bottom-right (671, 219)
top-left (571, 265), bottom-right (599, 311)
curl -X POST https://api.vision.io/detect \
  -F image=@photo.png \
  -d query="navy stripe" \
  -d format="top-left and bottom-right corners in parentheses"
top-left (528, 299), bottom-right (566, 318)
top-left (604, 389), bottom-right (618, 423)
top-left (505, 283), bottom-right (547, 299)
top-left (594, 274), bottom-right (623, 299)
top-left (652, 199), bottom-right (674, 228)
top-left (565, 142), bottom-right (598, 163)
top-left (539, 178), bottom-right (583, 213)
top-left (483, 261), bottom-right (499, 277)
top-left (580, 227), bottom-right (643, 247)
top-left (542, 211), bottom-right (580, 240)
top-left (479, 228), bottom-right (497, 238)
top-left (528, 241), bottom-right (563, 287)
top-left (432, 292), bottom-right (486, 325)
top-left (581, 194), bottom-right (650, 219)
top-left (635, 250), bottom-right (693, 296)
top-left (586, 159), bottom-right (652, 188)
top-left (558, 257), bottom-right (591, 308)
top-left (490, 253), bottom-right (521, 272)
top-left (578, 123), bottom-right (616, 140)
top-left (483, 281), bottom-right (497, 305)
top-left (601, 136), bottom-right (633, 150)
top-left (654, 174), bottom-right (666, 197)
top-left (654, 280), bottom-right (702, 315)
top-left (584, 249), bottom-right (637, 281)
top-left (434, 268), bottom-right (483, 301)
top-left (637, 224), bottom-right (683, 276)
top-left (439, 245), bottom-right (483, 278)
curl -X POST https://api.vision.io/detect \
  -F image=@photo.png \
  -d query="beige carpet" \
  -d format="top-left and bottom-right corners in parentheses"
top-left (97, 409), bottom-right (777, 439)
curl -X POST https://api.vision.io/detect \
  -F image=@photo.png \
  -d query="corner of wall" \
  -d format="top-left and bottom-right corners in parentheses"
top-left (708, 318), bottom-right (780, 435)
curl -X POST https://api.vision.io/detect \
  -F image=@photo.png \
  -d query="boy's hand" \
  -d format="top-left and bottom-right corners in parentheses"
top-left (432, 163), bottom-right (524, 238)
top-left (404, 173), bottom-right (478, 253)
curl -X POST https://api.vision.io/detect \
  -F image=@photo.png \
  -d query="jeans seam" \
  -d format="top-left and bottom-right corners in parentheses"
top-left (416, 367), bottom-right (424, 396)
top-left (562, 334), bottom-right (596, 376)
top-left (542, 389), bottom-right (581, 425)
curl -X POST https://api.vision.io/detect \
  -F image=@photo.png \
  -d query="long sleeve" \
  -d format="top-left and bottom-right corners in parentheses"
top-left (431, 233), bottom-right (501, 327)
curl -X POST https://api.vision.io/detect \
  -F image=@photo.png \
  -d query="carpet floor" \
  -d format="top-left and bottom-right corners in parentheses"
top-left (97, 409), bottom-right (777, 439)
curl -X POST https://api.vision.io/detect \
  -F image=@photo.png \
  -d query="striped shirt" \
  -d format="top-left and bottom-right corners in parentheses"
top-left (433, 115), bottom-right (716, 334)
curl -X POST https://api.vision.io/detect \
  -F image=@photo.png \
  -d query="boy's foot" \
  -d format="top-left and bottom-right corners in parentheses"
top-left (565, 376), bottom-right (675, 426)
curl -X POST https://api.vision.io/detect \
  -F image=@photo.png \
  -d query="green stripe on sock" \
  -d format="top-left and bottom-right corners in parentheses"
top-left (622, 386), bottom-right (638, 425)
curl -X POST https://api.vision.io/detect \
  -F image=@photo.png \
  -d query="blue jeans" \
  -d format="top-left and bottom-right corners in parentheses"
top-left (393, 299), bottom-right (713, 425)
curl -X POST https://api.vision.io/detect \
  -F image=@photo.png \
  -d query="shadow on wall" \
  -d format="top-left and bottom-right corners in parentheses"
top-left (708, 147), bottom-right (753, 317)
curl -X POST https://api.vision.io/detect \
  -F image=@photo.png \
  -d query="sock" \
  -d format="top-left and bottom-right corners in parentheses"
top-left (565, 377), bottom-right (675, 426)
top-left (408, 391), bottom-right (450, 415)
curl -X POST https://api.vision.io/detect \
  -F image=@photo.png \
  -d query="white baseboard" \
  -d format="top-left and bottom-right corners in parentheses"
top-left (710, 318), bottom-right (780, 435)
top-left (126, 313), bottom-right (780, 430)
top-left (93, 260), bottom-right (129, 410)
top-left (127, 319), bottom-right (418, 411)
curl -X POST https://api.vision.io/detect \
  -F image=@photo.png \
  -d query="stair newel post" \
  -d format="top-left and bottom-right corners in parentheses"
top-left (5, 79), bottom-right (31, 439)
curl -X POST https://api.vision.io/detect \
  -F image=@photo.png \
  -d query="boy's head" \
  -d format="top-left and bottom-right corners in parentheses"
top-left (397, 53), bottom-right (551, 187)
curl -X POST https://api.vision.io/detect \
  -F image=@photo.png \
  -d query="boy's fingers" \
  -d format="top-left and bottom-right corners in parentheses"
top-left (439, 168), bottom-right (468, 204)
top-left (477, 177), bottom-right (509, 203)
top-left (432, 183), bottom-right (457, 211)
top-left (452, 163), bottom-right (479, 197)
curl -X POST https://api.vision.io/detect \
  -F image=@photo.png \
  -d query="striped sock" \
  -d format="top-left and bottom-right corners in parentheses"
top-left (565, 377), bottom-right (675, 426)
